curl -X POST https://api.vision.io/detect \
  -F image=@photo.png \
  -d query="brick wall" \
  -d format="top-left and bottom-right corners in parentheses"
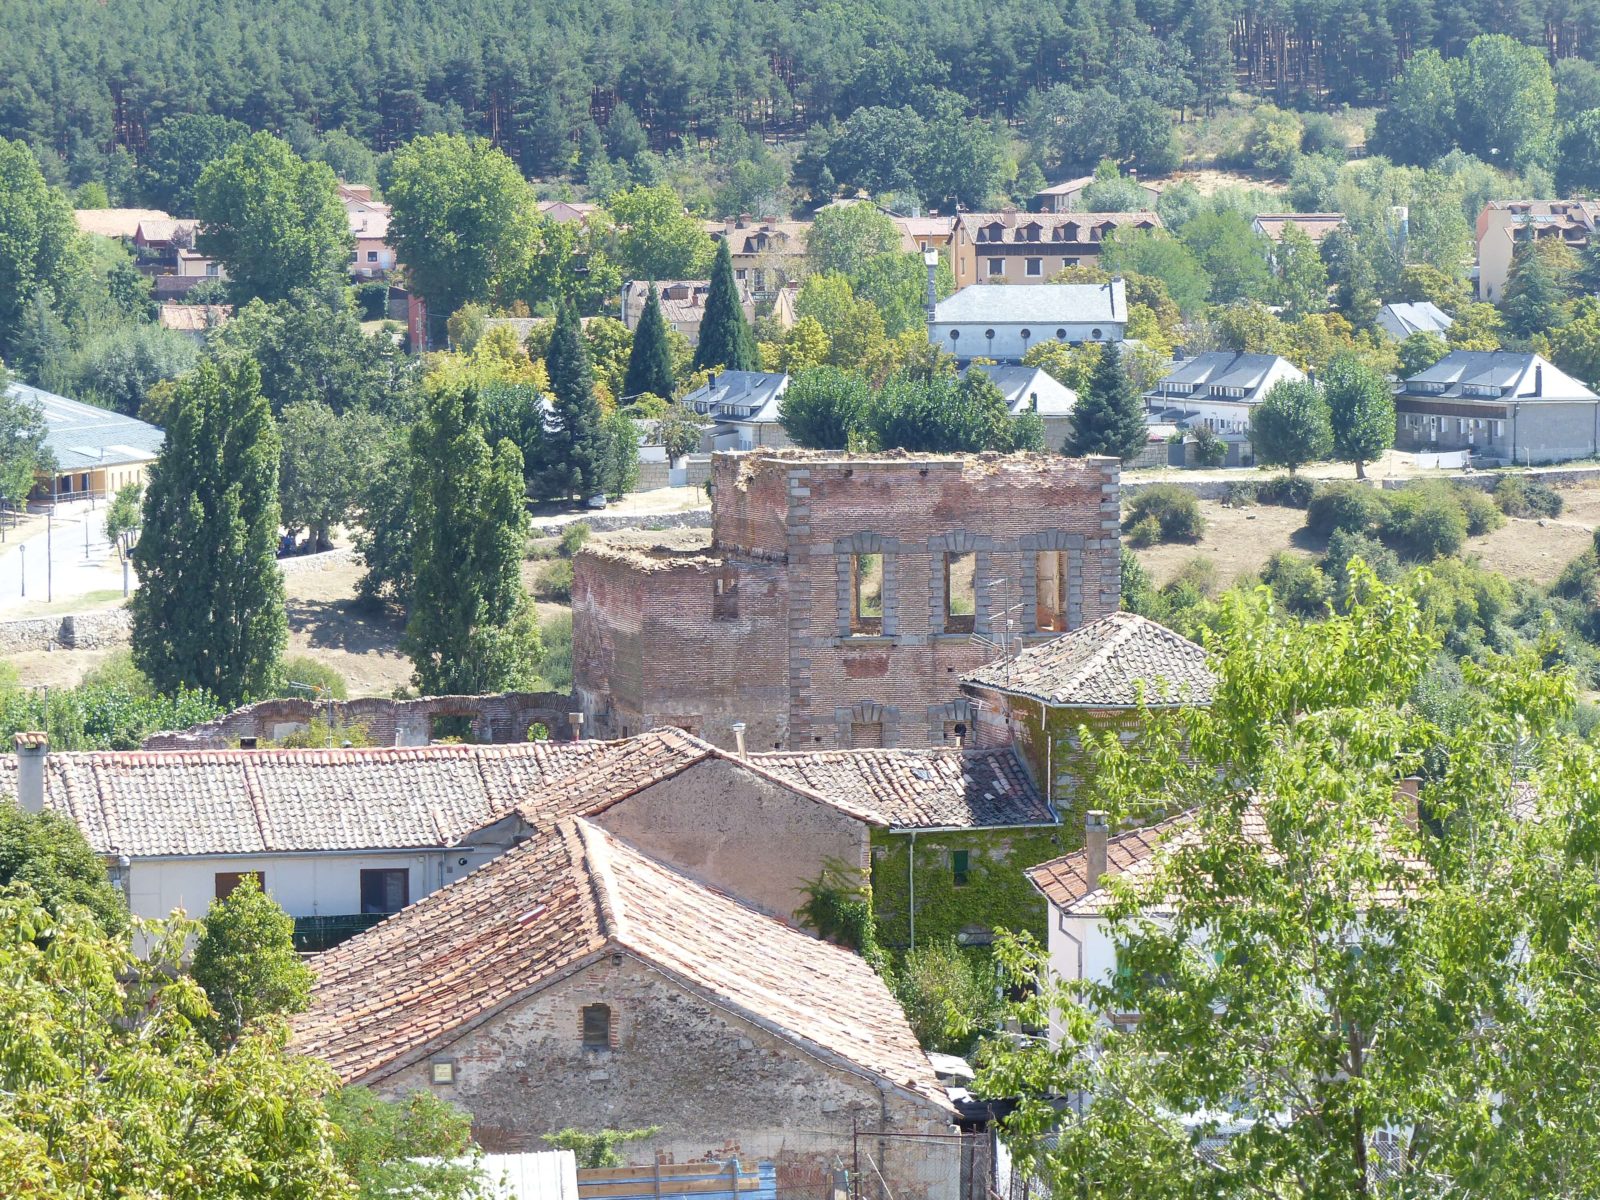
top-left (377, 955), bottom-right (958, 1200)
top-left (574, 451), bottom-right (1121, 752)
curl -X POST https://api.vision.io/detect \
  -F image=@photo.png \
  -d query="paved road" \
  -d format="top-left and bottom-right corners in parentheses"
top-left (0, 500), bottom-right (131, 615)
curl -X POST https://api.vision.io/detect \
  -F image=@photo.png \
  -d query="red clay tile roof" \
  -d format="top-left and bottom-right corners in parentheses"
top-left (292, 819), bottom-right (951, 1108)
top-left (0, 741), bottom-right (607, 857)
top-left (749, 745), bottom-right (1051, 829)
top-left (1025, 812), bottom-right (1192, 911)
top-left (962, 612), bottom-right (1214, 708)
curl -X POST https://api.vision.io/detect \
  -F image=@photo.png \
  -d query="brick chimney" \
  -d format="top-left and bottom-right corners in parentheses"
top-left (1085, 810), bottom-right (1109, 889)
top-left (731, 721), bottom-right (747, 756)
top-left (1396, 775), bottom-right (1422, 830)
top-left (13, 732), bottom-right (47, 814)
top-left (568, 711), bottom-right (585, 742)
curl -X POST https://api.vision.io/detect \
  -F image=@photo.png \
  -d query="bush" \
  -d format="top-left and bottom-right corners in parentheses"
top-left (1323, 529), bottom-right (1402, 607)
top-left (539, 558), bottom-right (575, 601)
top-left (892, 940), bottom-right (1002, 1055)
top-left (1381, 486), bottom-right (1468, 560)
top-left (1451, 484), bottom-right (1504, 536)
top-left (1125, 485), bottom-right (1206, 543)
top-left (1306, 481), bottom-right (1388, 538)
top-left (1223, 480), bottom-right (1257, 507)
top-left (1125, 514), bottom-right (1162, 548)
top-left (1553, 547), bottom-right (1599, 602)
top-left (1494, 474), bottom-right (1564, 518)
top-left (1257, 474), bottom-right (1315, 508)
top-left (537, 610), bottom-right (573, 690)
top-left (1261, 551), bottom-right (1330, 616)
top-left (1191, 425), bottom-right (1228, 468)
top-left (1168, 556), bottom-right (1221, 600)
top-left (356, 281), bottom-right (389, 322)
top-left (272, 655), bottom-right (348, 700)
top-left (558, 522), bottom-right (591, 558)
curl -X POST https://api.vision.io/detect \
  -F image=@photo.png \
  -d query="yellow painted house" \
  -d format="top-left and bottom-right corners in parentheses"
top-left (8, 382), bottom-right (164, 502)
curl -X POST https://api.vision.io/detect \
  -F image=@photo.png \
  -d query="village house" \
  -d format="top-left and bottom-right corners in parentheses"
top-left (72, 208), bottom-right (175, 241)
top-left (962, 364), bottom-right (1077, 449)
top-left (1249, 212), bottom-right (1346, 247)
top-left (289, 815), bottom-right (964, 1197)
top-left (340, 185), bottom-right (397, 277)
top-left (5, 379), bottom-right (164, 501)
top-left (893, 214), bottom-right (956, 254)
top-left (536, 199), bottom-right (600, 224)
top-left (1375, 301), bottom-right (1453, 341)
top-left (620, 279), bottom-right (758, 348)
top-left (677, 370), bottom-right (792, 451)
top-left (1143, 351), bottom-right (1307, 440)
top-left (157, 303), bottom-right (232, 343)
top-left (1392, 350), bottom-right (1600, 464)
top-left (1034, 176), bottom-right (1162, 213)
top-left (929, 281), bottom-right (1128, 362)
top-left (949, 211), bottom-right (1159, 288)
top-left (1476, 200), bottom-right (1600, 302)
top-left (572, 449), bottom-right (1123, 753)
top-left (706, 216), bottom-right (809, 300)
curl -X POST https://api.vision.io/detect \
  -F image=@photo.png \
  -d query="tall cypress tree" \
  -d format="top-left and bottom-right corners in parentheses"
top-left (693, 239), bottom-right (756, 372)
top-left (537, 304), bottom-right (605, 499)
top-left (623, 284), bottom-right (676, 401)
top-left (131, 358), bottom-right (286, 706)
top-left (400, 382), bottom-right (539, 694)
top-left (1064, 342), bottom-right (1148, 461)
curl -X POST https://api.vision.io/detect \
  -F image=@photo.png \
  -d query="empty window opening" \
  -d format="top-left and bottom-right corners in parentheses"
top-left (582, 1003), bottom-right (612, 1049)
top-left (712, 568), bottom-right (739, 620)
top-left (1036, 551), bottom-right (1070, 632)
top-left (360, 868), bottom-right (410, 914)
top-left (851, 554), bottom-right (884, 635)
top-left (945, 552), bottom-right (976, 633)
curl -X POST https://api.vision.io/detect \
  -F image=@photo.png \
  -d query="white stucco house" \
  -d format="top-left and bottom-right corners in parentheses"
top-left (963, 363), bottom-right (1078, 449)
top-left (929, 281), bottom-right (1127, 363)
top-left (1144, 352), bottom-right (1307, 438)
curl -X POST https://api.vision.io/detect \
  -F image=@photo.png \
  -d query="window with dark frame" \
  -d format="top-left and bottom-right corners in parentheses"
top-left (951, 849), bottom-right (971, 887)
top-left (359, 868), bottom-right (410, 914)
top-left (582, 1003), bottom-right (612, 1049)
top-left (944, 552), bottom-right (976, 633)
top-left (215, 871), bottom-right (264, 900)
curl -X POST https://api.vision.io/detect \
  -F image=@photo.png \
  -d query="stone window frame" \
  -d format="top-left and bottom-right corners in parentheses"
top-left (1019, 531), bottom-right (1086, 633)
top-left (834, 700), bottom-right (900, 749)
top-left (927, 531), bottom-right (993, 636)
top-left (927, 698), bottom-right (975, 744)
top-left (835, 533), bottom-right (900, 638)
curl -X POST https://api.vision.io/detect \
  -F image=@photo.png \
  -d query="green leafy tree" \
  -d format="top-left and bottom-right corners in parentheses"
top-left (1558, 109), bottom-right (1600, 196)
top-left (598, 407), bottom-right (641, 498)
top-left (326, 1087), bottom-right (482, 1200)
top-left (189, 875), bottom-right (312, 1049)
top-left (352, 424), bottom-right (416, 606)
top-left (0, 373), bottom-right (51, 506)
top-left (68, 324), bottom-right (197, 416)
top-left (1177, 207), bottom-right (1272, 303)
top-left (622, 284), bottom-right (675, 402)
top-left (607, 183), bottom-right (715, 281)
top-left (851, 251), bottom-right (950, 337)
top-left (1250, 378), bottom-right (1333, 473)
top-left (402, 382), bottom-right (539, 693)
top-left (1243, 104), bottom-right (1303, 174)
top-left (1273, 224), bottom-right (1328, 318)
top-left (1371, 49), bottom-right (1460, 165)
top-left (1447, 302), bottom-right (1506, 351)
top-left (1398, 330), bottom-right (1450, 377)
top-left (1457, 34), bottom-right (1557, 173)
top-left (1323, 351), bottom-right (1395, 478)
top-left (194, 133), bottom-right (352, 304)
top-left (867, 370), bottom-right (1016, 453)
top-left (278, 401), bottom-right (391, 548)
top-left (693, 238), bottom-right (757, 372)
top-left (893, 939), bottom-right (1000, 1054)
top-left (917, 93), bottom-right (1009, 210)
top-left (779, 366), bottom-right (872, 449)
top-left (386, 134), bottom-right (535, 318)
top-left (0, 138), bottom-right (85, 362)
top-left (1550, 297), bottom-right (1600, 388)
top-left (139, 113), bottom-right (250, 215)
top-left (545, 1128), bottom-right (663, 1169)
top-left (1502, 240), bottom-right (1576, 339)
top-left (537, 305), bottom-right (606, 500)
top-left (0, 804), bottom-right (128, 933)
top-left (1102, 229), bottom-right (1211, 317)
top-left (0, 894), bottom-right (351, 1198)
top-left (104, 481), bottom-right (142, 565)
top-left (1065, 341), bottom-right (1146, 461)
top-left (806, 204), bottom-right (900, 277)
top-left (131, 358), bottom-right (287, 706)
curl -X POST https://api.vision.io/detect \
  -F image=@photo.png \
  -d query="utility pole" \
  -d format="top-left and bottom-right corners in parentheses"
top-left (46, 510), bottom-right (52, 603)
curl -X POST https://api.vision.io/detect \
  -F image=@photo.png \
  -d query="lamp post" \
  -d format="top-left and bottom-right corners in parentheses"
top-left (18, 545), bottom-right (24, 597)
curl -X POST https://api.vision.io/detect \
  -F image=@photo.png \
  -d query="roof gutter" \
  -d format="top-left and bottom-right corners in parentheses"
top-left (121, 845), bottom-right (465, 863)
top-left (885, 820), bottom-right (1059, 835)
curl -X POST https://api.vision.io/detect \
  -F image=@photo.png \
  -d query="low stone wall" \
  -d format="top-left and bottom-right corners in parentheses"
top-left (0, 607), bottom-right (132, 653)
top-left (142, 689), bottom-right (577, 749)
top-left (277, 546), bottom-right (358, 573)
top-left (1121, 478), bottom-right (1243, 501)
top-left (528, 508), bottom-right (711, 538)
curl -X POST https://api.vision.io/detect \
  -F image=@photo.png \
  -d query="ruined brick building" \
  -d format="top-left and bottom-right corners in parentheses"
top-left (572, 449), bottom-right (1122, 752)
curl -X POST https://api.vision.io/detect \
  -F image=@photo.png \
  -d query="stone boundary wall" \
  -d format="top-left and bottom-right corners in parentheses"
top-left (143, 689), bottom-right (577, 749)
top-left (529, 508), bottom-right (711, 538)
top-left (1123, 463), bottom-right (1600, 503)
top-left (0, 607), bottom-right (132, 653)
top-left (277, 547), bottom-right (358, 573)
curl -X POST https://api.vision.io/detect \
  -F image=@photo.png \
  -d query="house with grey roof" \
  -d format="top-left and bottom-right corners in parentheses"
top-left (677, 370), bottom-right (792, 451)
top-left (1144, 351), bottom-right (1306, 439)
top-left (929, 281), bottom-right (1127, 362)
top-left (1375, 301), bottom-right (1452, 341)
top-left (963, 363), bottom-right (1077, 448)
top-left (5, 381), bottom-right (164, 502)
top-left (1393, 351), bottom-right (1600, 464)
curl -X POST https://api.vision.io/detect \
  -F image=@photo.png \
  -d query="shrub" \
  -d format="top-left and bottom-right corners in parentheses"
top-left (272, 655), bottom-right (348, 700)
top-left (1381, 486), bottom-right (1468, 560)
top-left (1260, 552), bottom-right (1330, 617)
top-left (539, 558), bottom-right (575, 601)
top-left (1323, 529), bottom-right (1402, 607)
top-left (1168, 556), bottom-right (1221, 599)
top-left (1125, 485), bottom-right (1206, 543)
top-left (1257, 474), bottom-right (1315, 508)
top-left (1306, 481), bottom-right (1388, 538)
top-left (356, 281), bottom-right (389, 322)
top-left (1451, 484), bottom-right (1504, 536)
top-left (1126, 514), bottom-right (1162, 548)
top-left (1494, 474), bottom-right (1564, 518)
top-left (892, 940), bottom-right (1002, 1055)
top-left (537, 610), bottom-right (573, 690)
top-left (1223, 480), bottom-right (1257, 507)
top-left (558, 522), bottom-right (591, 558)
top-left (1191, 425), bottom-right (1229, 468)
top-left (1553, 547), bottom-right (1599, 602)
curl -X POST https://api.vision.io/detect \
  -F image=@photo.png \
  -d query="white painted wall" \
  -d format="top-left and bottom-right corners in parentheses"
top-left (126, 845), bottom-right (508, 922)
top-left (930, 321), bottom-right (1125, 362)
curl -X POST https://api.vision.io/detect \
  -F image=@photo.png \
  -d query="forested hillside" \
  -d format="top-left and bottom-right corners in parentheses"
top-left (5, 0), bottom-right (1600, 192)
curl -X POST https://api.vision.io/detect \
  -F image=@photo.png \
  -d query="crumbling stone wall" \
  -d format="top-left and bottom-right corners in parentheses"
top-left (142, 691), bottom-right (575, 749)
top-left (0, 608), bottom-right (133, 653)
top-left (375, 954), bottom-right (958, 1200)
top-left (574, 450), bottom-right (1121, 751)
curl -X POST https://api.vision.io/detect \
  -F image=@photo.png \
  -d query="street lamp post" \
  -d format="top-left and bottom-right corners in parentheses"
top-left (18, 545), bottom-right (24, 598)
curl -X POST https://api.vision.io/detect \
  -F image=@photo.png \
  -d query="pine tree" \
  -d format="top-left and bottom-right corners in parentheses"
top-left (622, 284), bottom-right (675, 402)
top-left (401, 382), bottom-right (540, 695)
top-left (1065, 342), bottom-right (1146, 461)
top-left (131, 358), bottom-right (286, 706)
top-left (537, 304), bottom-right (605, 500)
top-left (693, 239), bottom-right (757, 372)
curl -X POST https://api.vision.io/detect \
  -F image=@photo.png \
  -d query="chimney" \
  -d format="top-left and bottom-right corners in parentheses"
top-left (1085, 810), bottom-right (1109, 890)
top-left (238, 735), bottom-right (258, 750)
top-left (568, 711), bottom-right (585, 742)
top-left (1396, 776), bottom-right (1422, 830)
top-left (731, 721), bottom-right (747, 756)
top-left (924, 250), bottom-right (940, 326)
top-left (1535, 362), bottom-right (1543, 397)
top-left (1109, 275), bottom-right (1123, 318)
top-left (13, 732), bottom-right (46, 814)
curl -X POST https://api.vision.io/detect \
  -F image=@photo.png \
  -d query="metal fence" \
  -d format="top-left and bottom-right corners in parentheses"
top-left (851, 1128), bottom-right (993, 1200)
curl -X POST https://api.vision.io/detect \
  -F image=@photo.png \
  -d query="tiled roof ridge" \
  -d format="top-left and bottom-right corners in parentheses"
top-left (240, 752), bottom-right (273, 853)
top-left (570, 817), bottom-right (624, 943)
top-left (1051, 611), bottom-right (1144, 701)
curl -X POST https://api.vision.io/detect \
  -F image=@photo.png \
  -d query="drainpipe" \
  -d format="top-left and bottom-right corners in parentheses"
top-left (1040, 699), bottom-right (1054, 814)
top-left (907, 831), bottom-right (917, 951)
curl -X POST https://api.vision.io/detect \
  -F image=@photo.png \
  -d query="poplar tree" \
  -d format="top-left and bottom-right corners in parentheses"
top-left (693, 239), bottom-right (757, 372)
top-left (401, 382), bottom-right (539, 695)
top-left (537, 304), bottom-right (605, 500)
top-left (1065, 341), bottom-right (1147, 461)
top-left (622, 284), bottom-right (675, 402)
top-left (131, 358), bottom-right (286, 706)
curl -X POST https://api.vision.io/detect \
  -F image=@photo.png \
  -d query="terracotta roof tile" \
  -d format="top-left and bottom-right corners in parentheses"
top-left (962, 612), bottom-right (1214, 707)
top-left (292, 819), bottom-right (951, 1109)
top-left (1025, 812), bottom-right (1191, 910)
